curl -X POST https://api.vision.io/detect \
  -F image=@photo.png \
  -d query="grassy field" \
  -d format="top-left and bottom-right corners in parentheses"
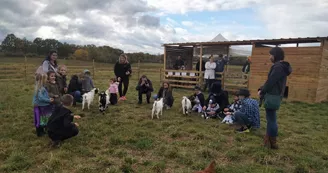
top-left (0, 58), bottom-right (328, 173)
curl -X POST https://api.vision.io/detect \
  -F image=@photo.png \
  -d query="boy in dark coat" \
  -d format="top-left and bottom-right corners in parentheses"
top-left (136, 75), bottom-right (154, 104)
top-left (47, 94), bottom-right (81, 147)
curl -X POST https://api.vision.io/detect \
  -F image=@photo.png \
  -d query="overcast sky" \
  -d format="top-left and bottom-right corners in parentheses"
top-left (0, 0), bottom-right (327, 54)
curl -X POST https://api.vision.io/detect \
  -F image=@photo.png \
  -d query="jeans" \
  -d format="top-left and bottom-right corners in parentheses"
top-left (234, 111), bottom-right (251, 127)
top-left (266, 108), bottom-right (278, 137)
top-left (118, 78), bottom-right (129, 97)
top-left (204, 79), bottom-right (215, 92)
top-left (70, 91), bottom-right (82, 103)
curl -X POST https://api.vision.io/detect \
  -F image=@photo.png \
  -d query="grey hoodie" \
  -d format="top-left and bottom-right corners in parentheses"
top-left (260, 61), bottom-right (292, 96)
top-left (81, 75), bottom-right (94, 93)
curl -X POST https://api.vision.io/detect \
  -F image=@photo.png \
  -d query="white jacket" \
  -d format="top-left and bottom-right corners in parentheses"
top-left (204, 61), bottom-right (216, 79)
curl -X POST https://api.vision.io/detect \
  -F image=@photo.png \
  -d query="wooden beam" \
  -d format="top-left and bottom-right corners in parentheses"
top-left (199, 45), bottom-right (203, 87)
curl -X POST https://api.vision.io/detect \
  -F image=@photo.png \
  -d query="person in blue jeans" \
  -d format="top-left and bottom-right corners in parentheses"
top-left (67, 75), bottom-right (82, 106)
top-left (258, 47), bottom-right (292, 149)
top-left (233, 89), bottom-right (260, 133)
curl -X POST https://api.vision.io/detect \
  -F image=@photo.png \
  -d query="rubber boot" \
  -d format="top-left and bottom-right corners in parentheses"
top-left (269, 136), bottom-right (279, 149)
top-left (264, 134), bottom-right (271, 148)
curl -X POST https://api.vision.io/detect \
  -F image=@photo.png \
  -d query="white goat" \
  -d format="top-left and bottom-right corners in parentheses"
top-left (181, 96), bottom-right (192, 115)
top-left (82, 88), bottom-right (99, 110)
top-left (152, 98), bottom-right (163, 119)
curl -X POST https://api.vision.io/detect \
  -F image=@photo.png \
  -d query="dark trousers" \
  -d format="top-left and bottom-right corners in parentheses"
top-left (165, 97), bottom-right (174, 107)
top-left (118, 78), bottom-right (129, 97)
top-left (234, 111), bottom-right (251, 128)
top-left (266, 109), bottom-right (278, 137)
top-left (48, 127), bottom-right (79, 142)
top-left (204, 79), bottom-right (215, 92)
top-left (110, 93), bottom-right (118, 105)
top-left (138, 89), bottom-right (151, 103)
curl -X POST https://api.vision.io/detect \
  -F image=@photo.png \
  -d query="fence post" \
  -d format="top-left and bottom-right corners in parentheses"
top-left (159, 68), bottom-right (162, 83)
top-left (137, 60), bottom-right (140, 79)
top-left (92, 59), bottom-right (95, 79)
top-left (24, 56), bottom-right (27, 82)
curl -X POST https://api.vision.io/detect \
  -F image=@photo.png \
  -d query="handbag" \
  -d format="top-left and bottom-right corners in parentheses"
top-left (264, 93), bottom-right (282, 110)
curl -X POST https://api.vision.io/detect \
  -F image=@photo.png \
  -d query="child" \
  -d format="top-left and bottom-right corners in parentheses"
top-left (156, 81), bottom-right (174, 109)
top-left (56, 65), bottom-right (68, 95)
top-left (45, 71), bottom-right (61, 105)
top-left (81, 69), bottom-right (94, 94)
top-left (202, 99), bottom-right (220, 119)
top-left (223, 93), bottom-right (242, 114)
top-left (108, 78), bottom-right (119, 105)
top-left (33, 74), bottom-right (54, 137)
top-left (191, 86), bottom-right (205, 113)
top-left (47, 94), bottom-right (81, 147)
top-left (68, 75), bottom-right (82, 106)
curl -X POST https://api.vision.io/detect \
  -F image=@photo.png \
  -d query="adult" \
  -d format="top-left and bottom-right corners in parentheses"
top-left (114, 53), bottom-right (132, 101)
top-left (42, 50), bottom-right (58, 74)
top-left (215, 54), bottom-right (228, 83)
top-left (258, 47), bottom-right (292, 149)
top-left (195, 58), bottom-right (206, 75)
top-left (233, 89), bottom-right (260, 133)
top-left (203, 82), bottom-right (229, 116)
top-left (242, 56), bottom-right (251, 74)
top-left (203, 56), bottom-right (216, 92)
top-left (136, 75), bottom-right (154, 104)
top-left (173, 56), bottom-right (185, 70)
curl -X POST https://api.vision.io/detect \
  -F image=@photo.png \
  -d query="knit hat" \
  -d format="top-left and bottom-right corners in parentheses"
top-left (237, 89), bottom-right (250, 97)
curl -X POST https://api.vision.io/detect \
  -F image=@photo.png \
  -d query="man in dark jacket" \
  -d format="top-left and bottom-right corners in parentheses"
top-left (47, 94), bottom-right (81, 147)
top-left (242, 56), bottom-right (251, 74)
top-left (258, 47), bottom-right (292, 150)
top-left (196, 59), bottom-right (206, 75)
top-left (136, 75), bottom-right (154, 104)
top-left (173, 56), bottom-right (185, 70)
top-left (203, 82), bottom-right (229, 116)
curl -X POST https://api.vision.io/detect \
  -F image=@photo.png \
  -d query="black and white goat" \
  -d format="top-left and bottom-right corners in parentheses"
top-left (82, 88), bottom-right (99, 110)
top-left (98, 90), bottom-right (110, 114)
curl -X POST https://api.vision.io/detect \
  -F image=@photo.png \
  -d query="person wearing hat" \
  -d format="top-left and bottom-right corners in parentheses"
top-left (81, 69), bottom-right (94, 94)
top-left (191, 85), bottom-right (205, 113)
top-left (258, 47), bottom-right (292, 149)
top-left (233, 89), bottom-right (260, 133)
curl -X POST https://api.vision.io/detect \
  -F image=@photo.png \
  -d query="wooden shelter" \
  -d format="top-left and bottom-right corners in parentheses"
top-left (163, 36), bottom-right (328, 103)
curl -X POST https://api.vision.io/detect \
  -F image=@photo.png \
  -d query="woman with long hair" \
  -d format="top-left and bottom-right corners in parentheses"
top-left (42, 50), bottom-right (58, 73)
top-left (114, 54), bottom-right (132, 101)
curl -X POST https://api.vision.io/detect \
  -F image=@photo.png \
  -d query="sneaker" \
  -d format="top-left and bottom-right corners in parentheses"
top-left (236, 127), bottom-right (250, 133)
top-left (122, 96), bottom-right (127, 101)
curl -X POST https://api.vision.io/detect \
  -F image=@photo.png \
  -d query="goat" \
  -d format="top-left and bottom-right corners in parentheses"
top-left (151, 98), bottom-right (163, 119)
top-left (181, 96), bottom-right (192, 115)
top-left (98, 91), bottom-right (110, 114)
top-left (82, 88), bottom-right (99, 110)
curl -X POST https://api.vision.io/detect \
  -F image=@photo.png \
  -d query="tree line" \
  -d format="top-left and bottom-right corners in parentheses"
top-left (0, 34), bottom-right (163, 64)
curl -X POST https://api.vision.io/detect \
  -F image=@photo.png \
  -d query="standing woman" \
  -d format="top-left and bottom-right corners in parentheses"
top-left (203, 55), bottom-right (216, 92)
top-left (258, 47), bottom-right (292, 149)
top-left (42, 50), bottom-right (58, 74)
top-left (114, 54), bottom-right (132, 101)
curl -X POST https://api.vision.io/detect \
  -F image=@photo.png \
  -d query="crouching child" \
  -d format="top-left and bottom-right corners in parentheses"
top-left (202, 99), bottom-right (220, 119)
top-left (47, 94), bottom-right (81, 147)
top-left (191, 86), bottom-right (205, 113)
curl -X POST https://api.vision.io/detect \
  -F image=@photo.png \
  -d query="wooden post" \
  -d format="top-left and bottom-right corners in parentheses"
top-left (24, 55), bottom-right (27, 82)
top-left (92, 59), bottom-right (95, 79)
top-left (137, 59), bottom-right (140, 79)
top-left (199, 45), bottom-right (203, 87)
top-left (163, 46), bottom-right (167, 80)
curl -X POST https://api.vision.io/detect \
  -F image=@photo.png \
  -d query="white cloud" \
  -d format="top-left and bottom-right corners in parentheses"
top-left (181, 21), bottom-right (193, 27)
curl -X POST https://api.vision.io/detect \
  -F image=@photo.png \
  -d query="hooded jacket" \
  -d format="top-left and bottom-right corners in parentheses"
top-left (81, 75), bottom-right (94, 93)
top-left (47, 105), bottom-right (76, 134)
top-left (136, 77), bottom-right (154, 92)
top-left (114, 61), bottom-right (132, 79)
top-left (260, 61), bottom-right (292, 96)
top-left (68, 75), bottom-right (82, 93)
top-left (205, 82), bottom-right (229, 113)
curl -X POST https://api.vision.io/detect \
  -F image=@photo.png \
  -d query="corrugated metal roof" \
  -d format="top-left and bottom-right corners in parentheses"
top-left (163, 36), bottom-right (328, 46)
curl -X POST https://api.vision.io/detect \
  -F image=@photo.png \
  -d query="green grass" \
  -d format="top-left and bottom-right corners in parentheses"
top-left (0, 58), bottom-right (327, 172)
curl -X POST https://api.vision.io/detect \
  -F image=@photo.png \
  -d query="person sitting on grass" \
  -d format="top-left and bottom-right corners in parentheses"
top-left (81, 69), bottom-right (94, 95)
top-left (68, 74), bottom-right (82, 106)
top-left (191, 85), bottom-right (205, 113)
top-left (203, 82), bottom-right (229, 118)
top-left (47, 94), bottom-right (81, 148)
top-left (202, 99), bottom-right (220, 119)
top-left (223, 92), bottom-right (243, 115)
top-left (136, 75), bottom-right (154, 104)
top-left (233, 89), bottom-right (260, 133)
top-left (155, 81), bottom-right (174, 109)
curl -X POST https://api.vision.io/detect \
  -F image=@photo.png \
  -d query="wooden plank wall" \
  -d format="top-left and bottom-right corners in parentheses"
top-left (249, 46), bottom-right (322, 103)
top-left (316, 40), bottom-right (328, 102)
